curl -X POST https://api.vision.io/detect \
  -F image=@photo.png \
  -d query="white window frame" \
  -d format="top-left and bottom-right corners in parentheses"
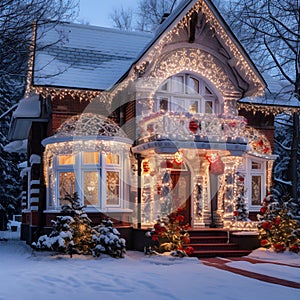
top-left (156, 74), bottom-right (219, 114)
top-left (240, 156), bottom-right (266, 212)
top-left (46, 151), bottom-right (125, 211)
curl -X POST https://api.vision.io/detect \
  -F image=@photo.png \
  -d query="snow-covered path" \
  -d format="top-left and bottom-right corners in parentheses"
top-left (0, 231), bottom-right (300, 300)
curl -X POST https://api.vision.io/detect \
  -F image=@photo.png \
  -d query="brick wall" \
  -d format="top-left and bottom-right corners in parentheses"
top-left (48, 94), bottom-right (90, 135)
top-left (239, 108), bottom-right (275, 151)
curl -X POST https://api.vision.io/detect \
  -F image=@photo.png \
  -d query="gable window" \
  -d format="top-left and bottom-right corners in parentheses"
top-left (156, 74), bottom-right (219, 114)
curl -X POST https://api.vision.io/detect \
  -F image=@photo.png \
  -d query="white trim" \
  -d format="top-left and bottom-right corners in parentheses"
top-left (46, 150), bottom-right (129, 211)
top-left (30, 180), bottom-right (40, 185)
top-left (239, 155), bottom-right (267, 212)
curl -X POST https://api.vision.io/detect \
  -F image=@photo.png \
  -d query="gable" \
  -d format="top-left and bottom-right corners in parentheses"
top-left (123, 0), bottom-right (265, 98)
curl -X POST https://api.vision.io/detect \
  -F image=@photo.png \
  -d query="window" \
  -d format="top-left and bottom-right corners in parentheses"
top-left (58, 155), bottom-right (75, 165)
top-left (59, 171), bottom-right (76, 205)
top-left (106, 171), bottom-right (120, 206)
top-left (156, 74), bottom-right (219, 114)
top-left (251, 175), bottom-right (262, 206)
top-left (47, 151), bottom-right (125, 210)
top-left (238, 157), bottom-right (266, 210)
top-left (83, 171), bottom-right (99, 206)
top-left (237, 156), bottom-right (267, 211)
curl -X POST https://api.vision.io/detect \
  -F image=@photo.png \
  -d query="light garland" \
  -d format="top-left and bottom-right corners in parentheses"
top-left (25, 22), bottom-right (37, 96)
top-left (132, 0), bottom-right (264, 96)
top-left (238, 102), bottom-right (300, 116)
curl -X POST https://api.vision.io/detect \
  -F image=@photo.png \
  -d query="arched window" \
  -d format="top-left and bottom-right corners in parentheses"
top-left (155, 74), bottom-right (219, 114)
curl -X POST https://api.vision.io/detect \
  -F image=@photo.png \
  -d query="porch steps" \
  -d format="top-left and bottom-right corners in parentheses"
top-left (186, 229), bottom-right (252, 258)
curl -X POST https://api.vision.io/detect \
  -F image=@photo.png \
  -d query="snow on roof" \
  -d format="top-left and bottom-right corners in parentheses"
top-left (13, 93), bottom-right (41, 118)
top-left (3, 139), bottom-right (28, 153)
top-left (239, 73), bottom-right (300, 108)
top-left (33, 22), bottom-right (153, 90)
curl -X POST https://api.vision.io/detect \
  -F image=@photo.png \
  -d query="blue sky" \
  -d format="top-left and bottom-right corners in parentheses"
top-left (77, 0), bottom-right (139, 27)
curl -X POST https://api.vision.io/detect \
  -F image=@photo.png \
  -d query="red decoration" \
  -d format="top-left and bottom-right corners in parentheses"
top-left (143, 161), bottom-right (150, 173)
top-left (174, 151), bottom-right (184, 165)
top-left (274, 243), bottom-right (285, 253)
top-left (272, 217), bottom-right (281, 226)
top-left (290, 245), bottom-right (300, 253)
top-left (262, 221), bottom-right (271, 230)
top-left (260, 239), bottom-right (268, 246)
top-left (260, 206), bottom-right (267, 214)
top-left (189, 120), bottom-right (198, 133)
top-left (166, 160), bottom-right (173, 168)
top-left (206, 153), bottom-right (224, 175)
top-left (257, 139), bottom-right (264, 147)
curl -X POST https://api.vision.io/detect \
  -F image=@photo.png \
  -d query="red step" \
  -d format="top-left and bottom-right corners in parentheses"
top-left (186, 229), bottom-right (252, 258)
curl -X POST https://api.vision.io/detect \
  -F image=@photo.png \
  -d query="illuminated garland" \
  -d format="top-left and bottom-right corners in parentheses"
top-left (133, 0), bottom-right (264, 96)
top-left (238, 102), bottom-right (300, 116)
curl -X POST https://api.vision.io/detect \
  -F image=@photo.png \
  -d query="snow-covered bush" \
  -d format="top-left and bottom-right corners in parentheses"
top-left (32, 193), bottom-right (94, 255)
top-left (92, 219), bottom-right (126, 258)
top-left (32, 193), bottom-right (126, 258)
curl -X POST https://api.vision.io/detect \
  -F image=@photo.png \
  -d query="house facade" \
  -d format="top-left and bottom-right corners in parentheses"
top-left (7, 0), bottom-right (278, 245)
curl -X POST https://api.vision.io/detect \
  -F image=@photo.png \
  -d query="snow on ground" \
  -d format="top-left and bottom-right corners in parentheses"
top-left (0, 230), bottom-right (300, 300)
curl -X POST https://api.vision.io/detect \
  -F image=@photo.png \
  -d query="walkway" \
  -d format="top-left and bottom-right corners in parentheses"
top-left (199, 257), bottom-right (300, 289)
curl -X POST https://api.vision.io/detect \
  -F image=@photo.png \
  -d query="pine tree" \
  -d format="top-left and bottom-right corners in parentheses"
top-left (92, 219), bottom-right (126, 258)
top-left (32, 193), bottom-right (94, 256)
top-left (32, 193), bottom-right (126, 258)
top-left (257, 195), bottom-right (300, 253)
top-left (234, 191), bottom-right (249, 221)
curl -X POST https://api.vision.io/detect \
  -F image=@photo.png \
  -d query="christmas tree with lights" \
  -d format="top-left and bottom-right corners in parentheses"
top-left (257, 194), bottom-right (300, 253)
top-left (32, 193), bottom-right (126, 258)
top-left (32, 192), bottom-right (94, 256)
top-left (234, 175), bottom-right (249, 221)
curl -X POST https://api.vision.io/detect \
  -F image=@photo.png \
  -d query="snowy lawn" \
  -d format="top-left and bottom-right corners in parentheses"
top-left (0, 230), bottom-right (300, 300)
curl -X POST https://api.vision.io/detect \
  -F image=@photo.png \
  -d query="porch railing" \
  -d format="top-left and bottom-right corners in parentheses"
top-left (137, 112), bottom-right (248, 144)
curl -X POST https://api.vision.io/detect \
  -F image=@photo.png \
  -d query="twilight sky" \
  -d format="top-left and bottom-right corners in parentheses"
top-left (77, 0), bottom-right (140, 28)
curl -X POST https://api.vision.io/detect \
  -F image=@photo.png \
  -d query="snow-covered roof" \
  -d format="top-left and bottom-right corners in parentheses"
top-left (33, 22), bottom-right (153, 90)
top-left (3, 140), bottom-right (28, 153)
top-left (12, 93), bottom-right (41, 118)
top-left (239, 73), bottom-right (300, 108)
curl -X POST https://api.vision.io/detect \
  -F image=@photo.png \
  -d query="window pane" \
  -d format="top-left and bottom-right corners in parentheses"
top-left (189, 100), bottom-right (199, 113)
top-left (251, 161), bottom-right (261, 169)
top-left (83, 152), bottom-right (99, 164)
top-left (58, 155), bottom-right (75, 165)
top-left (171, 99), bottom-right (185, 112)
top-left (106, 153), bottom-right (119, 165)
top-left (251, 175), bottom-right (261, 206)
top-left (159, 98), bottom-right (168, 111)
top-left (84, 171), bottom-right (99, 206)
top-left (205, 86), bottom-right (213, 95)
top-left (161, 81), bottom-right (168, 91)
top-left (187, 77), bottom-right (199, 94)
top-left (172, 76), bottom-right (184, 93)
top-left (205, 101), bottom-right (213, 113)
top-left (59, 172), bottom-right (76, 205)
top-left (106, 171), bottom-right (120, 205)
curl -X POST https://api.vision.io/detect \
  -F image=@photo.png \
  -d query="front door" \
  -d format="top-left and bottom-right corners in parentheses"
top-left (170, 171), bottom-right (191, 225)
